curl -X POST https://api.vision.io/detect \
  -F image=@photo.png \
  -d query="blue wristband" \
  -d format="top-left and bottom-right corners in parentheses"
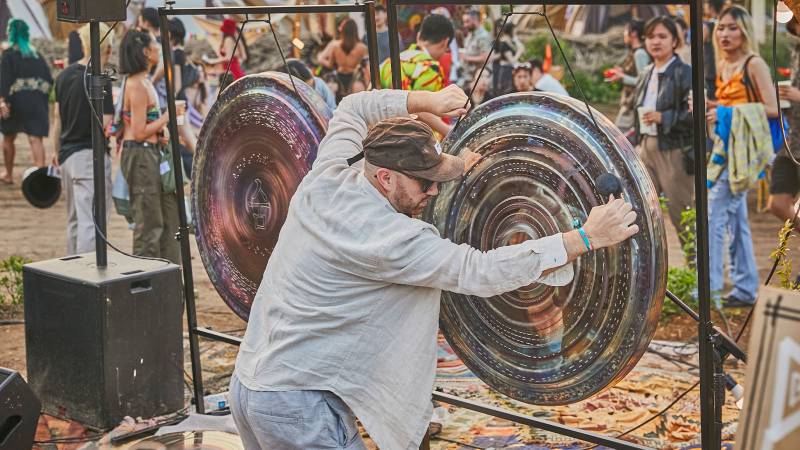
top-left (578, 227), bottom-right (592, 251)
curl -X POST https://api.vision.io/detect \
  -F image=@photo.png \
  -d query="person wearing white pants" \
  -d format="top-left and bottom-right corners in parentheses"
top-left (60, 150), bottom-right (113, 254)
top-left (52, 23), bottom-right (115, 255)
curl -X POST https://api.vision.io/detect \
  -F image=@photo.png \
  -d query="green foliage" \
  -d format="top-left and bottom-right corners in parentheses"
top-left (560, 69), bottom-right (621, 104)
top-left (677, 207), bottom-right (697, 267)
top-left (522, 34), bottom-right (574, 65)
top-left (659, 195), bottom-right (669, 213)
top-left (664, 266), bottom-right (699, 320)
top-left (522, 34), bottom-right (620, 104)
top-left (0, 255), bottom-right (28, 305)
top-left (663, 208), bottom-right (699, 321)
top-left (760, 27), bottom-right (793, 81)
top-left (770, 219), bottom-right (799, 290)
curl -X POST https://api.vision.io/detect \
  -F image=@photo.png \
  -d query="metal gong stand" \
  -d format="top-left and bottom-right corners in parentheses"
top-left (384, 0), bottom-right (747, 449)
top-left (156, 1), bottom-right (383, 415)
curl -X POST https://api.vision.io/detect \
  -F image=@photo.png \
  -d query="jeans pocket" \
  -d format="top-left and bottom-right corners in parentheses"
top-left (251, 407), bottom-right (304, 424)
top-left (322, 393), bottom-right (359, 447)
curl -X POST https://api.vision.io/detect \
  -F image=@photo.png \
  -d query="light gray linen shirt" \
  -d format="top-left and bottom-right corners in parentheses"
top-left (234, 89), bottom-right (574, 449)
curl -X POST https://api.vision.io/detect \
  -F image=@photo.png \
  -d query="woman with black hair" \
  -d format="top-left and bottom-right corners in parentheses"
top-left (168, 18), bottom-right (188, 99)
top-left (318, 18), bottom-right (368, 99)
top-left (633, 16), bottom-right (693, 245)
top-left (118, 29), bottom-right (186, 264)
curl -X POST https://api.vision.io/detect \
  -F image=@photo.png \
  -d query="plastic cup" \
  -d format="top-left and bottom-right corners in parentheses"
top-left (637, 106), bottom-right (657, 135)
top-left (779, 81), bottom-right (792, 109)
top-left (175, 100), bottom-right (186, 126)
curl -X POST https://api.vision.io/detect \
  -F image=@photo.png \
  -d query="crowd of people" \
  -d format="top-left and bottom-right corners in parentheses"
top-left (605, 0), bottom-right (795, 307)
top-left (2, 3), bottom-right (800, 308)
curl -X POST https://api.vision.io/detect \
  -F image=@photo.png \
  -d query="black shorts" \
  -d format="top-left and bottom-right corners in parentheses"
top-left (770, 151), bottom-right (800, 196)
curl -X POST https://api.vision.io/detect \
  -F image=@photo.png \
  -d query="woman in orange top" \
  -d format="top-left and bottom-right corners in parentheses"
top-left (318, 19), bottom-right (368, 100)
top-left (705, 5), bottom-right (777, 307)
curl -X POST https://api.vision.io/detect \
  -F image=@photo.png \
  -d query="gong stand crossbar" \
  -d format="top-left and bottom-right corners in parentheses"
top-left (157, 1), bottom-right (382, 415)
top-left (387, 0), bottom-right (720, 449)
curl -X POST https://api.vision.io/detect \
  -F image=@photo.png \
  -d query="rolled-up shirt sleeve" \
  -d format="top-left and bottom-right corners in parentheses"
top-left (377, 223), bottom-right (574, 297)
top-left (313, 90), bottom-right (410, 167)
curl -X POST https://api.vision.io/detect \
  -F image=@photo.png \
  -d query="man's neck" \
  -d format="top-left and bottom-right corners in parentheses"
top-left (78, 55), bottom-right (91, 66)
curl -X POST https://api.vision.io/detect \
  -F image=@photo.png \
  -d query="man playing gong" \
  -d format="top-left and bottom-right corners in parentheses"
top-left (229, 85), bottom-right (639, 449)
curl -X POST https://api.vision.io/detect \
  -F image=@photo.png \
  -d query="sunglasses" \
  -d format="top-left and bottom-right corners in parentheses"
top-left (399, 171), bottom-right (437, 193)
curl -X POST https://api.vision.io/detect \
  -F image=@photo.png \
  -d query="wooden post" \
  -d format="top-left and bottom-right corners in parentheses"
top-left (418, 430), bottom-right (430, 450)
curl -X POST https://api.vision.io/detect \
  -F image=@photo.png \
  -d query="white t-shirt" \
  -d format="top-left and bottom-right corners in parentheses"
top-left (641, 56), bottom-right (677, 136)
top-left (535, 73), bottom-right (569, 96)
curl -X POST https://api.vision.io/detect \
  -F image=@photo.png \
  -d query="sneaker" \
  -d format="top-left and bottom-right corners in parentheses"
top-left (721, 296), bottom-right (755, 308)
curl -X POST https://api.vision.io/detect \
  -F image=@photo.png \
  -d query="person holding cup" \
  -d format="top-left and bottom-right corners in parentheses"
top-left (769, 17), bottom-right (800, 231)
top-left (118, 28), bottom-right (186, 264)
top-left (633, 16), bottom-right (694, 247)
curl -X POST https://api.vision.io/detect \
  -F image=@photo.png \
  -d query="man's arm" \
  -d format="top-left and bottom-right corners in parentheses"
top-left (313, 86), bottom-right (467, 166)
top-left (377, 196), bottom-right (638, 296)
top-left (416, 112), bottom-right (452, 136)
top-left (51, 102), bottom-right (61, 165)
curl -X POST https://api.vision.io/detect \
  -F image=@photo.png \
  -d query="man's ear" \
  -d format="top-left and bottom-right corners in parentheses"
top-left (375, 167), bottom-right (394, 190)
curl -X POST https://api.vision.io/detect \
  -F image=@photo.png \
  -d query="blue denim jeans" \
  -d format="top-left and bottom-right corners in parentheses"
top-left (229, 375), bottom-right (367, 450)
top-left (708, 170), bottom-right (758, 303)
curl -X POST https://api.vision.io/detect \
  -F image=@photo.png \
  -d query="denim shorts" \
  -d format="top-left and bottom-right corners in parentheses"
top-left (229, 375), bottom-right (367, 450)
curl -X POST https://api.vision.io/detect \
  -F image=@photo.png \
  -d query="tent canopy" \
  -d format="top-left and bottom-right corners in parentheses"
top-left (7, 0), bottom-right (52, 40)
top-left (565, 5), bottom-right (670, 36)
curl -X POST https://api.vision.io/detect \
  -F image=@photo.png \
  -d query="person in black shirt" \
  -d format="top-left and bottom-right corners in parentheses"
top-left (52, 22), bottom-right (115, 255)
top-left (169, 18), bottom-right (188, 99)
top-left (0, 19), bottom-right (53, 184)
top-left (168, 17), bottom-right (197, 178)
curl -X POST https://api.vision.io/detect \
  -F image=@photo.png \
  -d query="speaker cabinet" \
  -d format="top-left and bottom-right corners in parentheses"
top-left (57, 0), bottom-right (127, 23)
top-left (0, 368), bottom-right (40, 450)
top-left (23, 252), bottom-right (184, 430)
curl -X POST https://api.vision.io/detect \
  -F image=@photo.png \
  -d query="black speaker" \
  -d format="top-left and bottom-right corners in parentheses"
top-left (0, 368), bottom-right (41, 450)
top-left (23, 252), bottom-right (184, 430)
top-left (57, 0), bottom-right (127, 23)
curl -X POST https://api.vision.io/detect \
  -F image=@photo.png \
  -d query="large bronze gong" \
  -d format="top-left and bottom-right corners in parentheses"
top-left (423, 92), bottom-right (667, 405)
top-left (192, 72), bottom-right (332, 320)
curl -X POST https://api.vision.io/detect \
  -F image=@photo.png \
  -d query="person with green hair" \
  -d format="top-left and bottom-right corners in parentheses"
top-left (0, 18), bottom-right (53, 184)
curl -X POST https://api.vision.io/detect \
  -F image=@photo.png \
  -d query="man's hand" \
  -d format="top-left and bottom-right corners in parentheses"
top-left (408, 85), bottom-right (469, 118)
top-left (642, 111), bottom-right (662, 125)
top-left (605, 67), bottom-right (624, 83)
top-left (706, 107), bottom-right (717, 127)
top-left (0, 100), bottom-right (10, 119)
top-left (462, 150), bottom-right (481, 173)
top-left (582, 195), bottom-right (639, 249)
top-left (779, 84), bottom-right (800, 103)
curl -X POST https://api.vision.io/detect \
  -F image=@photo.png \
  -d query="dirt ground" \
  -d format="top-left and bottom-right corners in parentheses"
top-left (0, 126), bottom-right (785, 387)
top-left (0, 136), bottom-right (247, 379)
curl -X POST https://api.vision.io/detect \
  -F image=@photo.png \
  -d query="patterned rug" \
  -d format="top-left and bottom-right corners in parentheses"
top-left (31, 335), bottom-right (742, 449)
top-left (428, 336), bottom-right (742, 450)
